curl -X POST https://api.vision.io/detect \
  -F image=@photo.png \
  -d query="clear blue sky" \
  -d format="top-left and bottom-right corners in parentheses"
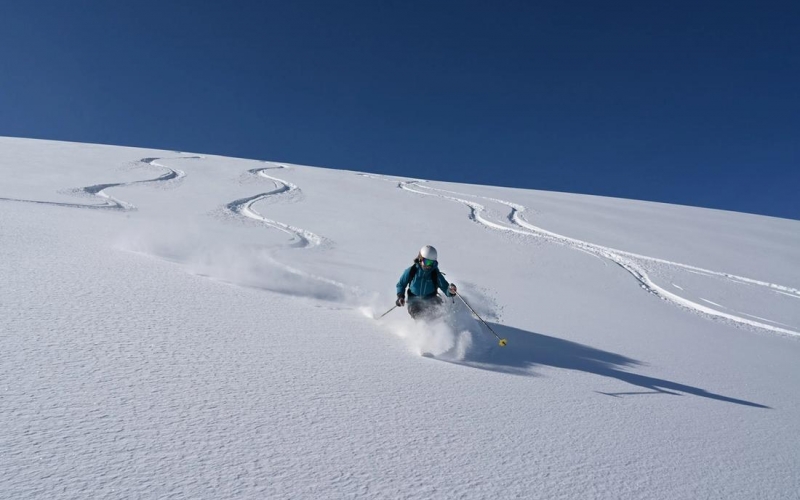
top-left (1, 1), bottom-right (798, 219)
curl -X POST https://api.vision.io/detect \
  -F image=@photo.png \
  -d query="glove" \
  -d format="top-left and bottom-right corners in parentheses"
top-left (396, 295), bottom-right (405, 307)
top-left (448, 284), bottom-right (457, 295)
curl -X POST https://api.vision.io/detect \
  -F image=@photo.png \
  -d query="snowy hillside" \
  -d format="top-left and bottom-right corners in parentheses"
top-left (2, 137), bottom-right (799, 499)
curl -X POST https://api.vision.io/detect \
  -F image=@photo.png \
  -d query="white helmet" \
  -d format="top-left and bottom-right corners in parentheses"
top-left (419, 245), bottom-right (438, 261)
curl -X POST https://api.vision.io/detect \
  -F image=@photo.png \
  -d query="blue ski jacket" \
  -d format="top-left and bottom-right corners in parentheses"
top-left (396, 262), bottom-right (454, 298)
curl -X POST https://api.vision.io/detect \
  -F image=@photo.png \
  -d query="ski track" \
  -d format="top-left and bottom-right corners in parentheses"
top-left (0, 156), bottom-right (191, 210)
top-left (739, 312), bottom-right (795, 328)
top-left (226, 164), bottom-right (324, 249)
top-left (361, 174), bottom-right (800, 337)
top-left (700, 298), bottom-right (724, 308)
top-left (225, 164), bottom-right (352, 296)
top-left (775, 290), bottom-right (800, 300)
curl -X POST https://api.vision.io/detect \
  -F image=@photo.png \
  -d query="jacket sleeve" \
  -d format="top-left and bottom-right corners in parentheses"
top-left (396, 267), bottom-right (412, 296)
top-left (437, 271), bottom-right (453, 296)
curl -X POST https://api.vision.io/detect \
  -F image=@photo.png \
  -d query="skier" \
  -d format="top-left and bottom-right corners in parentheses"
top-left (396, 245), bottom-right (457, 320)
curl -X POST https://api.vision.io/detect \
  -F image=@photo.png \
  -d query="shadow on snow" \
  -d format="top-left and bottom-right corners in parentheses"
top-left (444, 322), bottom-right (770, 409)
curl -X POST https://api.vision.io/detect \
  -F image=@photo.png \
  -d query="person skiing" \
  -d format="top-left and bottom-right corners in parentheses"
top-left (396, 245), bottom-right (457, 320)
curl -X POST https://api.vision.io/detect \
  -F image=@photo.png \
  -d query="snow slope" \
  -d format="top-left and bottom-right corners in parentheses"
top-left (2, 137), bottom-right (799, 499)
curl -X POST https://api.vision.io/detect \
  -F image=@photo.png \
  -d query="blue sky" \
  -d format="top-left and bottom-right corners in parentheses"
top-left (1, 1), bottom-right (798, 219)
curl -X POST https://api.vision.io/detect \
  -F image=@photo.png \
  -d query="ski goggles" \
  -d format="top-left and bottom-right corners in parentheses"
top-left (421, 258), bottom-right (437, 267)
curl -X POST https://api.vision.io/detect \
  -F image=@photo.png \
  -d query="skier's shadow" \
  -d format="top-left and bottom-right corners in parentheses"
top-left (449, 323), bottom-right (770, 409)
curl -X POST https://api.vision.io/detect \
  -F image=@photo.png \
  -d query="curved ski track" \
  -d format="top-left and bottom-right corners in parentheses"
top-left (226, 165), bottom-right (325, 249)
top-left (225, 164), bottom-right (351, 296)
top-left (360, 174), bottom-right (800, 337)
top-left (0, 156), bottom-right (192, 210)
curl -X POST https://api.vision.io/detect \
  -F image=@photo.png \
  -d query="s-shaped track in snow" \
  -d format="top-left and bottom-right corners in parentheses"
top-left (0, 156), bottom-right (193, 210)
top-left (225, 165), bottom-right (326, 248)
top-left (359, 174), bottom-right (800, 337)
top-left (225, 163), bottom-right (354, 297)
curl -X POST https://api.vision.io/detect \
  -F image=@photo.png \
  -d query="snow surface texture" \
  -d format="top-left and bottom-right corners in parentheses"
top-left (2, 137), bottom-right (799, 499)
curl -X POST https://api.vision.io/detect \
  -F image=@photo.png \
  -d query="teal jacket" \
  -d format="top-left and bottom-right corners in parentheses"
top-left (396, 262), bottom-right (454, 298)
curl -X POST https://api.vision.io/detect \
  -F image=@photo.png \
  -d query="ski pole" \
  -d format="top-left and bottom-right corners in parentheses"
top-left (377, 305), bottom-right (398, 319)
top-left (456, 293), bottom-right (508, 347)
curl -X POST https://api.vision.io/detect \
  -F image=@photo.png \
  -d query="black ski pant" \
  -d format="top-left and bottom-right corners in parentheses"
top-left (407, 295), bottom-right (444, 320)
